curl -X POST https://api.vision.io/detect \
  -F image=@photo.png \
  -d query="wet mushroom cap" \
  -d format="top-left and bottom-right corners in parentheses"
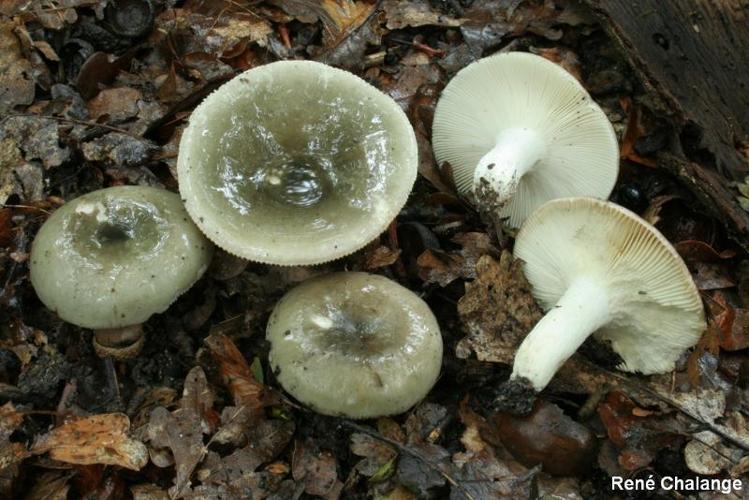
top-left (432, 52), bottom-right (619, 227)
top-left (30, 186), bottom-right (213, 330)
top-left (178, 60), bottom-right (418, 265)
top-left (267, 272), bottom-right (443, 418)
top-left (513, 197), bottom-right (705, 381)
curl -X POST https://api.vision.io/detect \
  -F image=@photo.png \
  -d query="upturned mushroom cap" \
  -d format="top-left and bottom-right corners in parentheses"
top-left (512, 197), bottom-right (705, 389)
top-left (267, 272), bottom-right (443, 418)
top-left (178, 60), bottom-right (418, 265)
top-left (432, 52), bottom-right (619, 227)
top-left (30, 186), bottom-right (213, 330)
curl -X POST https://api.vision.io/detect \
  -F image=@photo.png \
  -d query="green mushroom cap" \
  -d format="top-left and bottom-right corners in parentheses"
top-left (178, 60), bottom-right (418, 265)
top-left (267, 272), bottom-right (443, 418)
top-left (30, 185), bottom-right (213, 329)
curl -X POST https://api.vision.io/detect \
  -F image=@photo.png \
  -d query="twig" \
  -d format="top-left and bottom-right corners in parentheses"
top-left (2, 113), bottom-right (149, 141)
top-left (0, 204), bottom-right (52, 215)
top-left (341, 420), bottom-right (477, 500)
top-left (581, 359), bottom-right (749, 452)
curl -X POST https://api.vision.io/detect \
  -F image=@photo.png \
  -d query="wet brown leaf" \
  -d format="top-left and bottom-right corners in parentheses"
top-left (204, 333), bottom-right (275, 414)
top-left (417, 232), bottom-right (497, 286)
top-left (620, 101), bottom-right (658, 167)
top-left (675, 240), bottom-right (737, 263)
top-left (534, 46), bottom-right (581, 81)
top-left (365, 245), bottom-right (401, 269)
top-left (76, 51), bottom-right (134, 100)
top-left (31, 413), bottom-right (148, 471)
top-left (87, 87), bottom-right (143, 122)
top-left (722, 309), bottom-right (749, 351)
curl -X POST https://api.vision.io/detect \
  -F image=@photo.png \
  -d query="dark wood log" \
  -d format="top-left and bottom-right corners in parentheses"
top-left (583, 0), bottom-right (749, 249)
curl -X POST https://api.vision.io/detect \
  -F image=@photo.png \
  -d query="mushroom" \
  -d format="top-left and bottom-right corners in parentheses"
top-left (266, 272), bottom-right (443, 418)
top-left (30, 186), bottom-right (213, 358)
top-left (432, 52), bottom-right (619, 227)
top-left (509, 197), bottom-right (705, 392)
top-left (178, 60), bottom-right (418, 265)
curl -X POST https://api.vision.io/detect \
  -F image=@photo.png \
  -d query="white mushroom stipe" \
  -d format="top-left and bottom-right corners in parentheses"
top-left (511, 197), bottom-right (705, 391)
top-left (178, 60), bottom-right (418, 265)
top-left (473, 128), bottom-right (547, 204)
top-left (432, 52), bottom-right (619, 227)
top-left (267, 272), bottom-right (443, 419)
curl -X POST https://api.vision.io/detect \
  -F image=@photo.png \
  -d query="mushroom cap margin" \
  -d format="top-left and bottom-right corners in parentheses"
top-left (29, 185), bottom-right (213, 329)
top-left (266, 272), bottom-right (443, 418)
top-left (432, 51), bottom-right (619, 227)
top-left (177, 60), bottom-right (418, 266)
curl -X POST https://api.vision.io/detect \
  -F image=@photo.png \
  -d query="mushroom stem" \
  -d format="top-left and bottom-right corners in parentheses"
top-left (472, 128), bottom-right (546, 204)
top-left (93, 324), bottom-right (144, 360)
top-left (511, 277), bottom-right (610, 391)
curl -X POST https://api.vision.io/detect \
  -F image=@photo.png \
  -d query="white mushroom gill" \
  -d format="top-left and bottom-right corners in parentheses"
top-left (511, 197), bottom-right (705, 391)
top-left (432, 52), bottom-right (619, 228)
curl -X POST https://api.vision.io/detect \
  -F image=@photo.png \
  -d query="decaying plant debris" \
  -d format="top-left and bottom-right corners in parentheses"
top-left (0, 0), bottom-right (748, 498)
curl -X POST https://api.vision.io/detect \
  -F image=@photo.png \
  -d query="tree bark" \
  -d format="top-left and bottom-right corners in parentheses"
top-left (584, 0), bottom-right (749, 249)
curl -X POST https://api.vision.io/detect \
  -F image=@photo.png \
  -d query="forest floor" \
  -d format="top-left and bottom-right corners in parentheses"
top-left (0, 0), bottom-right (748, 498)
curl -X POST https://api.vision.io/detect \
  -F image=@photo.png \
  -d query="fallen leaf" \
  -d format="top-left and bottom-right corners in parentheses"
top-left (0, 402), bottom-right (27, 496)
top-left (0, 116), bottom-right (70, 169)
top-left (197, 418), bottom-right (294, 485)
top-left (292, 438), bottom-right (339, 497)
top-left (721, 309), bottom-right (749, 351)
top-left (204, 333), bottom-right (275, 415)
top-left (31, 413), bottom-right (147, 471)
top-left (675, 240), bottom-right (737, 263)
top-left (76, 51), bottom-right (134, 100)
top-left (382, 0), bottom-right (462, 29)
top-left (365, 245), bottom-right (401, 269)
top-left (146, 406), bottom-right (205, 498)
top-left (457, 252), bottom-right (543, 362)
top-left (130, 483), bottom-right (169, 500)
top-left (684, 430), bottom-right (738, 475)
top-left (350, 432), bottom-right (397, 478)
top-left (87, 87), bottom-right (143, 122)
top-left (180, 366), bottom-right (220, 435)
top-left (24, 471), bottom-right (72, 500)
top-left (620, 101), bottom-right (658, 167)
top-left (81, 133), bottom-right (155, 167)
top-left (417, 233), bottom-right (497, 286)
top-left (0, 18), bottom-right (34, 111)
top-left (534, 46), bottom-right (582, 81)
